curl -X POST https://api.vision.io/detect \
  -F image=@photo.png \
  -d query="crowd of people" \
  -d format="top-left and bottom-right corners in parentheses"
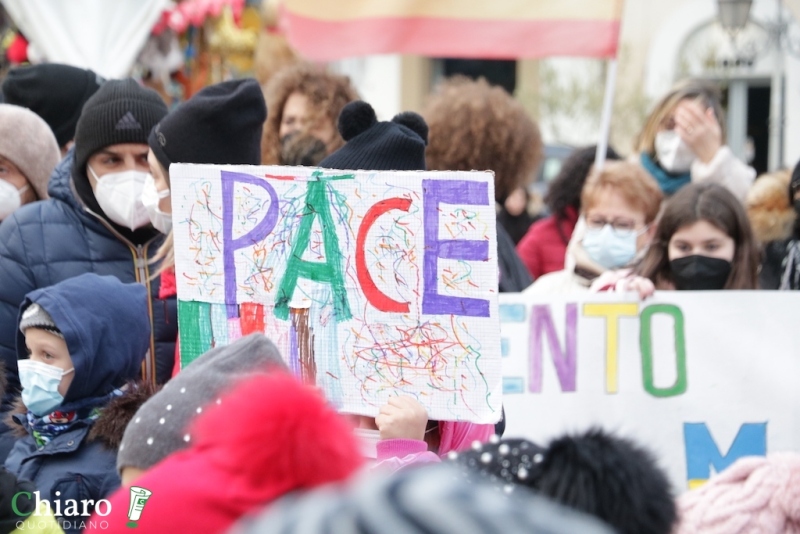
top-left (517, 79), bottom-right (795, 296)
top-left (0, 60), bottom-right (796, 534)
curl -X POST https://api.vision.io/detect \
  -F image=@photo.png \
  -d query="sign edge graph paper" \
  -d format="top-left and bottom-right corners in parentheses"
top-left (171, 164), bottom-right (502, 424)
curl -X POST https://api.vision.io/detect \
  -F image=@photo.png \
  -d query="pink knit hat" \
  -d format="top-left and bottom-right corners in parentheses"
top-left (0, 104), bottom-right (60, 200)
top-left (675, 453), bottom-right (800, 534)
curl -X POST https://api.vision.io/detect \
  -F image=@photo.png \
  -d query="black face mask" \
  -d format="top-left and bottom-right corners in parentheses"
top-left (279, 132), bottom-right (327, 166)
top-left (670, 255), bottom-right (732, 290)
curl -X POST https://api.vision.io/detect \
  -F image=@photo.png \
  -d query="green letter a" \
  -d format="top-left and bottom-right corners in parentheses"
top-left (275, 180), bottom-right (352, 321)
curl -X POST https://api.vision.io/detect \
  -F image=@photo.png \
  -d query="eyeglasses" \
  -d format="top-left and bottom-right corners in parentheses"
top-left (586, 216), bottom-right (648, 236)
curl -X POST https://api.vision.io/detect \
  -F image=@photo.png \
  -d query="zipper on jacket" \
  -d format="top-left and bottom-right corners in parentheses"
top-left (85, 209), bottom-right (159, 385)
top-left (137, 243), bottom-right (157, 386)
top-left (135, 245), bottom-right (147, 284)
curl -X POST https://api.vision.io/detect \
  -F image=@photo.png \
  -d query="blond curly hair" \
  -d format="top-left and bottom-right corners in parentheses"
top-left (260, 63), bottom-right (359, 164)
top-left (423, 76), bottom-right (543, 203)
top-left (746, 170), bottom-right (795, 243)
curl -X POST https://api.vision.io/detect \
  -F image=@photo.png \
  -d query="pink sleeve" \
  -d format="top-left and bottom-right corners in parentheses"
top-left (372, 439), bottom-right (441, 472)
top-left (172, 336), bottom-right (181, 377)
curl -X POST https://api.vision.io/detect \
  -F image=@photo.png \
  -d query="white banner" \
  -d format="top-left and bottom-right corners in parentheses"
top-left (500, 291), bottom-right (800, 490)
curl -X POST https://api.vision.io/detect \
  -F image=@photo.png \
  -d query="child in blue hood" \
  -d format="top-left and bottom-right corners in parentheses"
top-left (4, 273), bottom-right (150, 532)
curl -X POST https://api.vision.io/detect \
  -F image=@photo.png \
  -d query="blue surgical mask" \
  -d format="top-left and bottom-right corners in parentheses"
top-left (582, 224), bottom-right (639, 269)
top-left (18, 360), bottom-right (74, 416)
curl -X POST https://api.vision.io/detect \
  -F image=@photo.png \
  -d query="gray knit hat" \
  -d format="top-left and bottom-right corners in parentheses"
top-left (18, 303), bottom-right (63, 339)
top-left (232, 464), bottom-right (616, 534)
top-left (0, 104), bottom-right (61, 200)
top-left (117, 333), bottom-right (288, 473)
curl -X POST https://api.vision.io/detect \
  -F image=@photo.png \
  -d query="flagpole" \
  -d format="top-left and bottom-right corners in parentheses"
top-left (594, 58), bottom-right (618, 170)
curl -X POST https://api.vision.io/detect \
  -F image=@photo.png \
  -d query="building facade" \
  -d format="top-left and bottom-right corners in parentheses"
top-left (333, 0), bottom-right (800, 174)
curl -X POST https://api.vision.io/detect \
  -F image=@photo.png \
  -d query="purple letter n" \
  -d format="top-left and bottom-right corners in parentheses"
top-left (530, 304), bottom-right (577, 392)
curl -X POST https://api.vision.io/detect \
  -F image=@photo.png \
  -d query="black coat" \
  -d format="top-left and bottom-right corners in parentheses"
top-left (497, 222), bottom-right (533, 292)
top-left (5, 410), bottom-right (119, 534)
top-left (760, 239), bottom-right (791, 289)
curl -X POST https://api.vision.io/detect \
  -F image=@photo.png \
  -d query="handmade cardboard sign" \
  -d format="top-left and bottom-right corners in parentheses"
top-left (499, 291), bottom-right (800, 489)
top-left (171, 164), bottom-right (502, 423)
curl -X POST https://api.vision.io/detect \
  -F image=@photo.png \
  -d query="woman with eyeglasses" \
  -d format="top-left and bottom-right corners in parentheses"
top-left (526, 161), bottom-right (663, 295)
top-left (593, 182), bottom-right (761, 296)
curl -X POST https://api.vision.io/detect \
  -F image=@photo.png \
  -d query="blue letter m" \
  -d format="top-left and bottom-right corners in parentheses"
top-left (684, 422), bottom-right (766, 488)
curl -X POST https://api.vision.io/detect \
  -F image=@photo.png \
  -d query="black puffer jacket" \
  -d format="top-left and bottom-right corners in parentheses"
top-left (0, 151), bottom-right (177, 406)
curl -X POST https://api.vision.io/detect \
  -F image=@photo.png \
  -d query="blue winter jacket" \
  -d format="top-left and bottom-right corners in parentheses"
top-left (0, 151), bottom-right (177, 402)
top-left (5, 273), bottom-right (151, 533)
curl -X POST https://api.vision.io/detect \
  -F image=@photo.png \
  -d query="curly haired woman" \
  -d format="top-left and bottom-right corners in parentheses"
top-left (424, 76), bottom-right (542, 291)
top-left (261, 63), bottom-right (359, 165)
top-left (745, 170), bottom-right (795, 289)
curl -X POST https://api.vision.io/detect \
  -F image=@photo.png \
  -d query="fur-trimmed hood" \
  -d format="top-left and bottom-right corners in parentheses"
top-left (4, 381), bottom-right (158, 450)
top-left (747, 170), bottom-right (796, 243)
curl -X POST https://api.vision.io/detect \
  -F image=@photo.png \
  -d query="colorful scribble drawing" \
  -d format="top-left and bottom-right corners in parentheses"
top-left (185, 180), bottom-right (224, 296)
top-left (172, 165), bottom-right (501, 423)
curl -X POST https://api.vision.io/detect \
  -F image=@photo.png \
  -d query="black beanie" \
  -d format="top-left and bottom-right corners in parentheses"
top-left (319, 101), bottom-right (428, 171)
top-left (2, 63), bottom-right (103, 147)
top-left (73, 78), bottom-right (168, 179)
top-left (450, 437), bottom-right (546, 492)
top-left (149, 78), bottom-right (266, 170)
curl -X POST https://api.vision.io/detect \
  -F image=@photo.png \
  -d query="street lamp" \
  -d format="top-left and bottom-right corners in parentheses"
top-left (717, 0), bottom-right (753, 33)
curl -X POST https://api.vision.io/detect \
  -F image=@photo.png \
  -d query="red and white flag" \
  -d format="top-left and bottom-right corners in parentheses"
top-left (281, 0), bottom-right (625, 60)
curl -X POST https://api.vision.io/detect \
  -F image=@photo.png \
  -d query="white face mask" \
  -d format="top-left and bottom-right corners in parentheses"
top-left (89, 166), bottom-right (151, 230)
top-left (0, 180), bottom-right (28, 220)
top-left (141, 174), bottom-right (172, 234)
top-left (655, 130), bottom-right (696, 173)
